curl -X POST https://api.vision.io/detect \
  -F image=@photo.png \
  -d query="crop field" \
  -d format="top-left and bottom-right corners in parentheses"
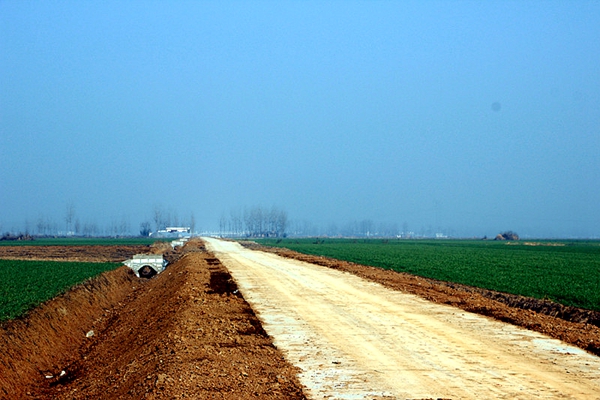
top-left (257, 239), bottom-right (600, 311)
top-left (0, 259), bottom-right (120, 321)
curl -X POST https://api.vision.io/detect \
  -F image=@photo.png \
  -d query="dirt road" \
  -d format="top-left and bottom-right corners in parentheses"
top-left (204, 237), bottom-right (600, 399)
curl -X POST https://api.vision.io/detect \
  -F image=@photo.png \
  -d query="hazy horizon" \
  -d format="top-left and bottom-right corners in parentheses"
top-left (2, 1), bottom-right (599, 239)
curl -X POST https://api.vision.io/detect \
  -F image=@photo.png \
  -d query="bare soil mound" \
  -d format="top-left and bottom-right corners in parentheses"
top-left (0, 265), bottom-right (137, 398)
top-left (0, 240), bottom-right (306, 399)
top-left (241, 242), bottom-right (600, 357)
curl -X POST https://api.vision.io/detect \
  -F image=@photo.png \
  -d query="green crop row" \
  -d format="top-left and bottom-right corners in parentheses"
top-left (256, 239), bottom-right (600, 311)
top-left (0, 259), bottom-right (120, 321)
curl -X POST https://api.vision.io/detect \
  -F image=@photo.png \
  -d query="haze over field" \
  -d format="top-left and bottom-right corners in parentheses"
top-left (1, 1), bottom-right (599, 238)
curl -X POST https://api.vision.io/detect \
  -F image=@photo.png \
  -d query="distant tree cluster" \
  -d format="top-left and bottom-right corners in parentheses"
top-left (220, 206), bottom-right (288, 238)
top-left (139, 221), bottom-right (152, 237)
top-left (0, 233), bottom-right (33, 241)
top-left (286, 219), bottom-right (403, 238)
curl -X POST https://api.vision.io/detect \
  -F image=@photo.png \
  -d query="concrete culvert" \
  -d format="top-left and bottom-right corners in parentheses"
top-left (138, 265), bottom-right (157, 279)
top-left (123, 254), bottom-right (167, 278)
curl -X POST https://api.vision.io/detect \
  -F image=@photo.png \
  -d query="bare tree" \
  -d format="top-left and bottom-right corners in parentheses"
top-left (219, 213), bottom-right (228, 236)
top-left (82, 221), bottom-right (99, 237)
top-left (251, 207), bottom-right (263, 236)
top-left (274, 208), bottom-right (288, 237)
top-left (107, 220), bottom-right (118, 237)
top-left (153, 205), bottom-right (169, 232)
top-left (119, 217), bottom-right (130, 236)
top-left (36, 215), bottom-right (52, 236)
top-left (243, 208), bottom-right (252, 237)
top-left (75, 218), bottom-right (81, 235)
top-left (170, 208), bottom-right (179, 227)
top-left (229, 209), bottom-right (242, 237)
top-left (140, 221), bottom-right (152, 236)
top-left (65, 202), bottom-right (76, 235)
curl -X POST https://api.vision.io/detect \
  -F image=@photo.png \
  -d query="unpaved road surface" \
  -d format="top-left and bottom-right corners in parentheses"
top-left (205, 237), bottom-right (600, 399)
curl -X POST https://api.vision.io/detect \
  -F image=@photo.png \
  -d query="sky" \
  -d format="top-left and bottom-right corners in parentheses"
top-left (1, 1), bottom-right (599, 238)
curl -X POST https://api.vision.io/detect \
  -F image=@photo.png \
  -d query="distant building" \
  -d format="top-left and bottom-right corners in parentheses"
top-left (165, 227), bottom-right (191, 233)
top-left (151, 226), bottom-right (191, 238)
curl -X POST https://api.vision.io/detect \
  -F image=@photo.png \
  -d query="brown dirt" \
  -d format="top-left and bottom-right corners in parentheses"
top-left (0, 245), bottom-right (152, 263)
top-left (240, 241), bottom-right (600, 357)
top-left (0, 240), bottom-right (306, 399)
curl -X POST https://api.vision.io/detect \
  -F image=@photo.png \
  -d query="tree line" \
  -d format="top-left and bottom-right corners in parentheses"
top-left (2, 203), bottom-right (196, 238)
top-left (219, 206), bottom-right (288, 238)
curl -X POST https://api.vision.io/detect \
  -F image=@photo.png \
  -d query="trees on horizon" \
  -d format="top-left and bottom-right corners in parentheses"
top-left (220, 206), bottom-right (288, 238)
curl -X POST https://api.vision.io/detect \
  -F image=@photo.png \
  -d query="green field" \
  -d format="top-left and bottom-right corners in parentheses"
top-left (0, 237), bottom-right (166, 246)
top-left (257, 239), bottom-right (600, 311)
top-left (0, 259), bottom-right (120, 321)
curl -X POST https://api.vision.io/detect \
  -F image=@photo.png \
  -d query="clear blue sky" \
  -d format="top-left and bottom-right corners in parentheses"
top-left (1, 1), bottom-right (599, 237)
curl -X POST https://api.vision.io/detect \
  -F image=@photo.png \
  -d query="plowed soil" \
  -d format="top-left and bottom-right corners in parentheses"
top-left (0, 245), bottom-right (151, 263)
top-left (0, 238), bottom-right (599, 399)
